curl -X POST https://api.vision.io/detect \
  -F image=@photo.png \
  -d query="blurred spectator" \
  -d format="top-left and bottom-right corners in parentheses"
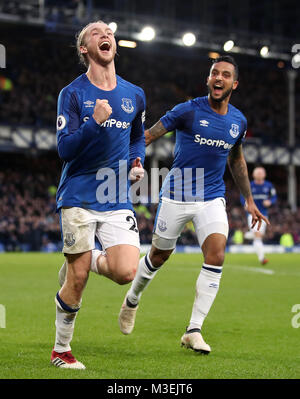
top-left (280, 225), bottom-right (295, 249)
top-left (0, 154), bottom-right (61, 252)
top-left (232, 229), bottom-right (244, 245)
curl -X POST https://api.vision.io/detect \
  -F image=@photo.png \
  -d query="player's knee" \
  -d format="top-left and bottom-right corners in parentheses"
top-left (114, 265), bottom-right (137, 285)
top-left (205, 250), bottom-right (225, 266)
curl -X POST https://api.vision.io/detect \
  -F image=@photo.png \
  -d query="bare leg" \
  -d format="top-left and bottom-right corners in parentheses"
top-left (96, 244), bottom-right (140, 285)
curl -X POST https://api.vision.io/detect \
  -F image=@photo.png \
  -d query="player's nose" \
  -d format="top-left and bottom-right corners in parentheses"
top-left (100, 32), bottom-right (109, 39)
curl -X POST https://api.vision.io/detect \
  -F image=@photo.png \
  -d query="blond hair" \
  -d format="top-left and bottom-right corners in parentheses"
top-left (76, 20), bottom-right (105, 67)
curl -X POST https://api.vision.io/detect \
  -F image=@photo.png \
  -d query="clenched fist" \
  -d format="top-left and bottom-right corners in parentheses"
top-left (129, 157), bottom-right (144, 181)
top-left (92, 99), bottom-right (112, 125)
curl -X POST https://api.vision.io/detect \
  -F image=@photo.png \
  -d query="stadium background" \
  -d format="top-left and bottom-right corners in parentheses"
top-left (0, 0), bottom-right (299, 254)
top-left (1, 0), bottom-right (300, 383)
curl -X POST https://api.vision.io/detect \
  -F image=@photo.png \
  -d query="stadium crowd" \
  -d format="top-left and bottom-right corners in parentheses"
top-left (0, 154), bottom-right (299, 252)
top-left (0, 28), bottom-right (299, 252)
top-left (1, 32), bottom-right (300, 144)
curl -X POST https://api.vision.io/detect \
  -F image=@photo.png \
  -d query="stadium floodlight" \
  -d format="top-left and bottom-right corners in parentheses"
top-left (208, 51), bottom-right (220, 59)
top-left (108, 22), bottom-right (118, 34)
top-left (291, 52), bottom-right (300, 68)
top-left (182, 32), bottom-right (196, 46)
top-left (260, 46), bottom-right (269, 57)
top-left (140, 26), bottom-right (156, 41)
top-left (118, 40), bottom-right (137, 48)
top-left (223, 40), bottom-right (234, 52)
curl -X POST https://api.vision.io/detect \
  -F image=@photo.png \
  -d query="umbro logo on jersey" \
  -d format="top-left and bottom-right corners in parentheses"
top-left (121, 98), bottom-right (134, 114)
top-left (84, 100), bottom-right (94, 108)
top-left (199, 120), bottom-right (209, 127)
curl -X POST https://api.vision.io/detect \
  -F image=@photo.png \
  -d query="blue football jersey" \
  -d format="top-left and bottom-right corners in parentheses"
top-left (160, 96), bottom-right (247, 201)
top-left (56, 73), bottom-right (146, 212)
top-left (241, 180), bottom-right (277, 216)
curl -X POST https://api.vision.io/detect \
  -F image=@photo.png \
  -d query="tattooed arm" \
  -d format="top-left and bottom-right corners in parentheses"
top-left (228, 144), bottom-right (269, 230)
top-left (145, 120), bottom-right (168, 146)
top-left (228, 144), bottom-right (252, 199)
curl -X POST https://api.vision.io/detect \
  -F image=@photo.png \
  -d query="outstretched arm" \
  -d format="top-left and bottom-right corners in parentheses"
top-left (145, 120), bottom-right (168, 146)
top-left (228, 144), bottom-right (270, 230)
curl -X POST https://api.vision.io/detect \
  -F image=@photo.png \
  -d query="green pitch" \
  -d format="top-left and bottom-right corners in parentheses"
top-left (0, 252), bottom-right (299, 379)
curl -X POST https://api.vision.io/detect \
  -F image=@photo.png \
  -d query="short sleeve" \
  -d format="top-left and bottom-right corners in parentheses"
top-left (160, 102), bottom-right (191, 132)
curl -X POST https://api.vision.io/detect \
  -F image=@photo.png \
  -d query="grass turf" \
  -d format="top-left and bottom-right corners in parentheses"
top-left (0, 252), bottom-right (299, 379)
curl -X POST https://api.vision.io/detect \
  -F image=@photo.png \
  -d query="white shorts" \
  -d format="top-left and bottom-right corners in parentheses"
top-left (60, 207), bottom-right (140, 254)
top-left (247, 214), bottom-right (267, 235)
top-left (152, 197), bottom-right (229, 250)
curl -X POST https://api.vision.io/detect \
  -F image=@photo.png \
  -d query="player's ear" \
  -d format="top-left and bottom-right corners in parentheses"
top-left (232, 80), bottom-right (239, 90)
top-left (80, 45), bottom-right (88, 54)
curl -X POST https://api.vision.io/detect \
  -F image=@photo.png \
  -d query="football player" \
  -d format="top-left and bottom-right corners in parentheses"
top-left (241, 166), bottom-right (277, 264)
top-left (118, 56), bottom-right (269, 354)
top-left (51, 20), bottom-right (145, 369)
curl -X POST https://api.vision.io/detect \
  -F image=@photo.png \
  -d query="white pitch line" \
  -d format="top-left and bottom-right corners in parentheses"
top-left (224, 264), bottom-right (275, 275)
top-left (275, 271), bottom-right (300, 277)
top-left (175, 265), bottom-right (300, 277)
top-left (174, 264), bottom-right (275, 275)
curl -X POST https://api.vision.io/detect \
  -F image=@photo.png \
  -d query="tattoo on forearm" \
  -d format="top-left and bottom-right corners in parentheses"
top-left (228, 146), bottom-right (251, 199)
top-left (145, 120), bottom-right (168, 146)
top-left (149, 121), bottom-right (167, 138)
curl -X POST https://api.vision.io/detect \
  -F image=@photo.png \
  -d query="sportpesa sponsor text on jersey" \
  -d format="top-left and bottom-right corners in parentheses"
top-left (55, 74), bottom-right (146, 212)
top-left (159, 96), bottom-right (247, 202)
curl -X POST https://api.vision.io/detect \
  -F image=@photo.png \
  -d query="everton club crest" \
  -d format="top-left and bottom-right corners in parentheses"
top-left (121, 98), bottom-right (134, 114)
top-left (65, 232), bottom-right (75, 247)
top-left (229, 123), bottom-right (239, 138)
top-left (158, 219), bottom-right (167, 232)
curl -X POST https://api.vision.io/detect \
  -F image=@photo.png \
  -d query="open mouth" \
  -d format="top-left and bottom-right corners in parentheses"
top-left (99, 41), bottom-right (111, 52)
top-left (213, 84), bottom-right (223, 94)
